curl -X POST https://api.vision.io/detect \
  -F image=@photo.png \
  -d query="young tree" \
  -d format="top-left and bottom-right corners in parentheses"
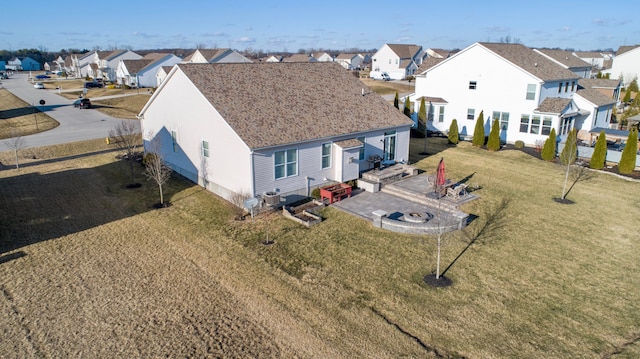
top-left (418, 97), bottom-right (428, 153)
top-left (448, 119), bottom-right (459, 145)
top-left (144, 134), bottom-right (173, 206)
top-left (618, 127), bottom-right (638, 174)
top-left (487, 119), bottom-right (501, 151)
top-left (393, 91), bottom-right (399, 109)
top-left (623, 89), bottom-right (631, 104)
top-left (589, 130), bottom-right (607, 170)
top-left (559, 128), bottom-right (578, 199)
top-left (5, 130), bottom-right (25, 169)
top-left (472, 111), bottom-right (485, 147)
top-left (109, 121), bottom-right (142, 187)
top-left (403, 96), bottom-right (411, 118)
top-left (541, 128), bottom-right (557, 161)
top-left (628, 77), bottom-right (639, 94)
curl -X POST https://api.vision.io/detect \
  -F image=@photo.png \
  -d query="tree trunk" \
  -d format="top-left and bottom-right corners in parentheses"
top-left (562, 164), bottom-right (570, 199)
top-left (159, 183), bottom-right (164, 204)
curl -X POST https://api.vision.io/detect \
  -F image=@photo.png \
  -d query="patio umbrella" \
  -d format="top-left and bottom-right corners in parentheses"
top-left (435, 157), bottom-right (446, 195)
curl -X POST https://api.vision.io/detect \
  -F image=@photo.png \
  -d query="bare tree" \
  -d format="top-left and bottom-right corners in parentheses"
top-left (144, 133), bottom-right (172, 207)
top-left (109, 121), bottom-right (142, 187)
top-left (557, 129), bottom-right (591, 201)
top-left (5, 130), bottom-right (25, 169)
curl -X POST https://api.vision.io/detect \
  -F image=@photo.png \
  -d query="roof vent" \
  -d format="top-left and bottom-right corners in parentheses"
top-left (534, 63), bottom-right (538, 67)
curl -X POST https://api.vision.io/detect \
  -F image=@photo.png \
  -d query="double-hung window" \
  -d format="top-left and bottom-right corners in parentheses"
top-left (541, 117), bottom-right (552, 135)
top-left (493, 111), bottom-right (509, 131)
top-left (469, 81), bottom-right (477, 90)
top-left (438, 106), bottom-right (445, 122)
top-left (467, 108), bottom-right (475, 120)
top-left (526, 84), bottom-right (536, 100)
top-left (321, 143), bottom-right (332, 169)
top-left (530, 116), bottom-right (540, 134)
top-left (202, 140), bottom-right (209, 158)
top-left (520, 115), bottom-right (530, 133)
top-left (274, 149), bottom-right (297, 179)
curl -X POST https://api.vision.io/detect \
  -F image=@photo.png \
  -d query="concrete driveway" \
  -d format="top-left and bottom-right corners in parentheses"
top-left (0, 73), bottom-right (141, 149)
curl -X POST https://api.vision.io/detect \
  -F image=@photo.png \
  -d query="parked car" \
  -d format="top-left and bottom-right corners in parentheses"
top-left (84, 81), bottom-right (103, 88)
top-left (35, 74), bottom-right (51, 79)
top-left (73, 98), bottom-right (92, 109)
top-left (34, 82), bottom-right (45, 89)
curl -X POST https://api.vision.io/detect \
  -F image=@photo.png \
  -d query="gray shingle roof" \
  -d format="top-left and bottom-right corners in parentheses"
top-left (535, 97), bottom-right (571, 113)
top-left (575, 87), bottom-right (616, 107)
top-left (535, 49), bottom-right (591, 68)
top-left (177, 63), bottom-right (414, 149)
top-left (282, 54), bottom-right (315, 63)
top-left (417, 57), bottom-right (444, 73)
top-left (387, 44), bottom-right (422, 59)
top-left (578, 78), bottom-right (620, 90)
top-left (617, 45), bottom-right (640, 56)
top-left (334, 138), bottom-right (363, 149)
top-left (415, 96), bottom-right (448, 104)
top-left (122, 59), bottom-right (153, 74)
top-left (479, 43), bottom-right (578, 81)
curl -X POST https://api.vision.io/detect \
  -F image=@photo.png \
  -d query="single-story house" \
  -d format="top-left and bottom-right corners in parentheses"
top-left (139, 62), bottom-right (413, 204)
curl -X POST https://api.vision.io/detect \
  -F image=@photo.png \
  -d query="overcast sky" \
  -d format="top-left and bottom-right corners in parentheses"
top-left (1, 0), bottom-right (638, 53)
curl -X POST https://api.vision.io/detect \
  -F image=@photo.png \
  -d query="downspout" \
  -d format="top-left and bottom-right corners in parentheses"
top-left (250, 151), bottom-right (256, 197)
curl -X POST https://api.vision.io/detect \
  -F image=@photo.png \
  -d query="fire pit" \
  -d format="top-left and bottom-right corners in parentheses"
top-left (403, 212), bottom-right (432, 223)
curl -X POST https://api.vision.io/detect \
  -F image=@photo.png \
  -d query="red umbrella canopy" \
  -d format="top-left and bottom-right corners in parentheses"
top-left (436, 157), bottom-right (446, 186)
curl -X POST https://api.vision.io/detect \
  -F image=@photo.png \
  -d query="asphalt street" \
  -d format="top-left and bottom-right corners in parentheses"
top-left (0, 73), bottom-right (141, 149)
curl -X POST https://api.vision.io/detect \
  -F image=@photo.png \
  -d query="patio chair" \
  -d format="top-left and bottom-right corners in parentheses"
top-left (446, 183), bottom-right (468, 200)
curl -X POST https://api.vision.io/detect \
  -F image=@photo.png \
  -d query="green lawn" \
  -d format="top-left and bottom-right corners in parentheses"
top-left (0, 140), bottom-right (638, 357)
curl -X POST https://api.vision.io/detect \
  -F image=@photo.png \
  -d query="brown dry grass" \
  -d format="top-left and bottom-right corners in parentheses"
top-left (91, 94), bottom-right (151, 119)
top-left (359, 77), bottom-right (414, 96)
top-left (0, 140), bottom-right (639, 357)
top-left (0, 89), bottom-right (59, 139)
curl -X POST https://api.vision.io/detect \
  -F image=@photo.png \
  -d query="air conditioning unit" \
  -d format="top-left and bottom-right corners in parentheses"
top-left (263, 191), bottom-right (280, 206)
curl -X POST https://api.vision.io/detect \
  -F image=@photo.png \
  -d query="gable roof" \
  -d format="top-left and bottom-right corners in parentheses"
top-left (535, 49), bottom-right (591, 68)
top-left (122, 59), bottom-right (153, 74)
top-left (386, 44), bottom-right (422, 59)
top-left (575, 87), bottom-right (616, 107)
top-left (616, 45), bottom-right (640, 56)
top-left (535, 97), bottom-right (572, 114)
top-left (574, 51), bottom-right (606, 58)
top-left (282, 54), bottom-right (315, 63)
top-left (416, 57), bottom-right (445, 73)
top-left (578, 78), bottom-right (621, 90)
top-left (479, 42), bottom-right (578, 81)
top-left (335, 53), bottom-right (357, 60)
top-left (175, 63), bottom-right (413, 149)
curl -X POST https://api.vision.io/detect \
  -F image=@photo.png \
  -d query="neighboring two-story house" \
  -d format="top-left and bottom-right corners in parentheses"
top-left (7, 57), bottom-right (40, 71)
top-left (411, 42), bottom-right (614, 145)
top-left (117, 53), bottom-right (182, 88)
top-left (334, 53), bottom-right (365, 70)
top-left (371, 44), bottom-right (423, 80)
top-left (604, 45), bottom-right (640, 86)
top-left (139, 62), bottom-right (413, 204)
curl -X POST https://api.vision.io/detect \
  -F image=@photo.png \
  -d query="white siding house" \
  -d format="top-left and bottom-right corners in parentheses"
top-left (335, 53), bottom-right (365, 70)
top-left (117, 53), bottom-right (182, 88)
top-left (371, 44), bottom-right (423, 80)
top-left (604, 45), bottom-right (640, 87)
top-left (139, 63), bottom-right (413, 204)
top-left (411, 42), bottom-right (615, 145)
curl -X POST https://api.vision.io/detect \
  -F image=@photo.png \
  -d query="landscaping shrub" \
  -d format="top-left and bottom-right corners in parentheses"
top-left (311, 188), bottom-right (321, 200)
top-left (541, 128), bottom-right (557, 161)
top-left (589, 130), bottom-right (607, 170)
top-left (487, 119), bottom-right (501, 151)
top-left (514, 140), bottom-right (525, 149)
top-left (448, 119), bottom-right (459, 145)
top-left (618, 127), bottom-right (638, 174)
top-left (472, 111), bottom-right (485, 147)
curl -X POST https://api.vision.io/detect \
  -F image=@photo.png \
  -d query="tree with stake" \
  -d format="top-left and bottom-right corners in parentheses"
top-left (109, 121), bottom-right (142, 188)
top-left (144, 134), bottom-right (173, 207)
top-left (618, 127), bottom-right (638, 174)
top-left (559, 128), bottom-right (578, 200)
top-left (5, 129), bottom-right (25, 169)
top-left (394, 91), bottom-right (399, 109)
top-left (448, 119), bottom-right (459, 145)
top-left (541, 128), bottom-right (557, 161)
top-left (403, 96), bottom-right (411, 118)
top-left (472, 111), bottom-right (485, 147)
top-left (589, 130), bottom-right (607, 170)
